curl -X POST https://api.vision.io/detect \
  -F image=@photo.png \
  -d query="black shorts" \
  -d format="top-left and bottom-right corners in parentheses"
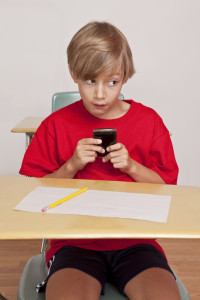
top-left (36, 244), bottom-right (175, 295)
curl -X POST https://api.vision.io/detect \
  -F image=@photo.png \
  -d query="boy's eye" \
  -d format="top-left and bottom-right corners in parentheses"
top-left (86, 79), bottom-right (95, 84)
top-left (108, 80), bottom-right (117, 86)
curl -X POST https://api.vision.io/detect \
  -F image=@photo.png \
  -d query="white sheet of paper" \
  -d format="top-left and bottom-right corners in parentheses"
top-left (14, 187), bottom-right (171, 223)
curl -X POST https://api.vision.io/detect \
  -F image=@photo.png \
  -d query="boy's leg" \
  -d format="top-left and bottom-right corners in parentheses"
top-left (124, 267), bottom-right (181, 300)
top-left (111, 244), bottom-right (181, 300)
top-left (46, 268), bottom-right (102, 300)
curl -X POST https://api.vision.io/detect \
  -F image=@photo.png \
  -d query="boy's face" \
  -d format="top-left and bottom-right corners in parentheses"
top-left (71, 68), bottom-right (124, 119)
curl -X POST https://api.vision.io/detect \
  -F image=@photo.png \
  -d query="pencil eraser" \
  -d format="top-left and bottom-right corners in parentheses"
top-left (41, 206), bottom-right (48, 212)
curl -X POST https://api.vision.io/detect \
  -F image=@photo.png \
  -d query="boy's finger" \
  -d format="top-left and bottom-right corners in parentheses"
top-left (83, 144), bottom-right (105, 154)
top-left (102, 154), bottom-right (110, 163)
top-left (82, 138), bottom-right (102, 145)
top-left (107, 143), bottom-right (122, 152)
top-left (90, 145), bottom-right (105, 154)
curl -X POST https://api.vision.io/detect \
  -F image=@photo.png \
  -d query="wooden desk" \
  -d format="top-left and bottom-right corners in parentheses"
top-left (11, 117), bottom-right (44, 148)
top-left (1, 176), bottom-right (200, 240)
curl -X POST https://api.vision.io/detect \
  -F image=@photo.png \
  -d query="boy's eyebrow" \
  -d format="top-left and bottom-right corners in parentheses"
top-left (107, 72), bottom-right (122, 77)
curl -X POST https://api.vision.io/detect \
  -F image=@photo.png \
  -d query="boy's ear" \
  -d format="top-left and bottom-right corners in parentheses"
top-left (69, 67), bottom-right (78, 83)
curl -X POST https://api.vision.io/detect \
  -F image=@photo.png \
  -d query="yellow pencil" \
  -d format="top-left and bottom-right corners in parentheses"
top-left (41, 187), bottom-right (88, 212)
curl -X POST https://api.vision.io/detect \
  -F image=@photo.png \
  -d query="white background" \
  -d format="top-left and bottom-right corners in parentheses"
top-left (1, 0), bottom-right (200, 186)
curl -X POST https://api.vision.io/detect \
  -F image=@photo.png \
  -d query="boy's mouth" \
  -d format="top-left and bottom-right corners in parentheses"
top-left (93, 104), bottom-right (106, 109)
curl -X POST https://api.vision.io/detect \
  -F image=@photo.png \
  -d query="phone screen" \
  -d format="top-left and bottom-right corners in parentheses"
top-left (93, 128), bottom-right (117, 157)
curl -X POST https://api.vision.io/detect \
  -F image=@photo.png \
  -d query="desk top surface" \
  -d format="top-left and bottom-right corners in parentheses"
top-left (11, 117), bottom-right (44, 133)
top-left (1, 176), bottom-right (200, 240)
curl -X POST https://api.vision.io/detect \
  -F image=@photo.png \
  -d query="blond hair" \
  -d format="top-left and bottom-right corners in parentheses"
top-left (67, 21), bottom-right (135, 83)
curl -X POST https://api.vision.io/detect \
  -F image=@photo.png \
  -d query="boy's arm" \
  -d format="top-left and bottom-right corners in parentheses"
top-left (103, 143), bottom-right (165, 184)
top-left (45, 147), bottom-right (165, 183)
top-left (121, 158), bottom-right (165, 184)
top-left (43, 158), bottom-right (78, 178)
top-left (44, 138), bottom-right (104, 178)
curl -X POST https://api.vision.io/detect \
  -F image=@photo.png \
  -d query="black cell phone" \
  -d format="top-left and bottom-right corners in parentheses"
top-left (93, 128), bottom-right (117, 157)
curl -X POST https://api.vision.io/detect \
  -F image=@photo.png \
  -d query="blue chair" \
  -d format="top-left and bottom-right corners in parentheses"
top-left (17, 91), bottom-right (190, 300)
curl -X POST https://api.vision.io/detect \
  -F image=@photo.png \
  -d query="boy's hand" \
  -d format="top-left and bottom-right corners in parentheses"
top-left (70, 138), bottom-right (104, 172)
top-left (102, 143), bottom-right (132, 174)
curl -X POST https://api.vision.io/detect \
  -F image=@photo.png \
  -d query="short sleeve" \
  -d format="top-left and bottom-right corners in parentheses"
top-left (147, 116), bottom-right (179, 184)
top-left (19, 119), bottom-right (60, 177)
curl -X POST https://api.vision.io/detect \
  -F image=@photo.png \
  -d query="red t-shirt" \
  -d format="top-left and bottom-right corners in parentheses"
top-left (20, 100), bottom-right (179, 263)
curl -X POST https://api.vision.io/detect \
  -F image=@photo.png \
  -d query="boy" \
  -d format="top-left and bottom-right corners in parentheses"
top-left (20, 21), bottom-right (180, 300)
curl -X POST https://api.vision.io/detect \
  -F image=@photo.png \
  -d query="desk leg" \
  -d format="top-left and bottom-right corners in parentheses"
top-left (41, 239), bottom-right (48, 254)
top-left (25, 133), bottom-right (34, 150)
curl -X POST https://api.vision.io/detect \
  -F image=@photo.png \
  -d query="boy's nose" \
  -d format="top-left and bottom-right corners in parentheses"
top-left (94, 84), bottom-right (106, 99)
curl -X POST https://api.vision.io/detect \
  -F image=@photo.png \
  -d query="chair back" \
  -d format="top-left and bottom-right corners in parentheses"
top-left (52, 91), bottom-right (124, 112)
